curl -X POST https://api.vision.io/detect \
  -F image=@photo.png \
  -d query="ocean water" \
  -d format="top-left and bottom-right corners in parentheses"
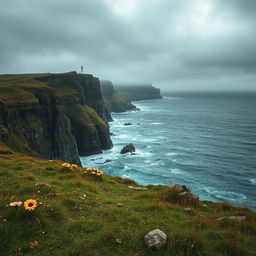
top-left (81, 93), bottom-right (256, 210)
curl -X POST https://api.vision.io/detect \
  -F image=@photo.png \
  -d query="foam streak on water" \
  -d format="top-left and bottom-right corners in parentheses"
top-left (81, 94), bottom-right (256, 210)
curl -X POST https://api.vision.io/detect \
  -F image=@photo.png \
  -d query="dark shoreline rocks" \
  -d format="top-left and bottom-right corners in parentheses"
top-left (120, 143), bottom-right (135, 154)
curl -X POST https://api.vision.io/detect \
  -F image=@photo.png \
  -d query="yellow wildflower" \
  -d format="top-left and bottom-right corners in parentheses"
top-left (24, 199), bottom-right (37, 211)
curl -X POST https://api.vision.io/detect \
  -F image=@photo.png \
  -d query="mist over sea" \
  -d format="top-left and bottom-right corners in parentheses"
top-left (81, 92), bottom-right (256, 210)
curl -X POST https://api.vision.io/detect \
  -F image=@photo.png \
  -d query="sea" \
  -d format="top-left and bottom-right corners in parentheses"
top-left (81, 92), bottom-right (256, 210)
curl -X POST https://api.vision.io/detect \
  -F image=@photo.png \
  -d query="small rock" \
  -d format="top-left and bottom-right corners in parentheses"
top-left (202, 204), bottom-right (208, 207)
top-left (184, 208), bottom-right (192, 214)
top-left (116, 203), bottom-right (124, 208)
top-left (144, 229), bottom-right (167, 249)
top-left (120, 143), bottom-right (135, 154)
top-left (192, 195), bottom-right (199, 201)
top-left (128, 185), bottom-right (148, 191)
top-left (35, 182), bottom-right (51, 189)
top-left (173, 184), bottom-right (190, 193)
top-left (103, 159), bottom-right (112, 164)
top-left (180, 191), bottom-right (190, 197)
top-left (228, 216), bottom-right (246, 221)
top-left (217, 216), bottom-right (246, 222)
top-left (110, 132), bottom-right (116, 136)
top-left (124, 123), bottom-right (132, 126)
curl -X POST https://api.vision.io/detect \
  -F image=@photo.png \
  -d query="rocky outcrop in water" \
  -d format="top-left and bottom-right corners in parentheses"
top-left (115, 84), bottom-right (162, 101)
top-left (100, 80), bottom-right (138, 112)
top-left (120, 143), bottom-right (135, 154)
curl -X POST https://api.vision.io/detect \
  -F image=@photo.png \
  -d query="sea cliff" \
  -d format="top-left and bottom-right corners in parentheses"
top-left (0, 72), bottom-right (113, 163)
top-left (100, 80), bottom-right (138, 112)
top-left (115, 84), bottom-right (162, 101)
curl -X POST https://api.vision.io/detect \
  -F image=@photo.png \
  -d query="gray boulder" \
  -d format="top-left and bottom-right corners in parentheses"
top-left (144, 229), bottom-right (167, 249)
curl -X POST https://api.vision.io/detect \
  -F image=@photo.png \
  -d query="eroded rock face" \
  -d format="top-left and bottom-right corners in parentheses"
top-left (0, 72), bottom-right (114, 163)
top-left (36, 73), bottom-right (113, 156)
top-left (120, 143), bottom-right (135, 154)
top-left (0, 86), bottom-right (81, 165)
top-left (144, 229), bottom-right (167, 249)
top-left (115, 84), bottom-right (162, 101)
top-left (100, 80), bottom-right (138, 113)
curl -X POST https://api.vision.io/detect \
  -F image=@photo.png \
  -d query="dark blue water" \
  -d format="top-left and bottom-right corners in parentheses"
top-left (81, 93), bottom-right (256, 210)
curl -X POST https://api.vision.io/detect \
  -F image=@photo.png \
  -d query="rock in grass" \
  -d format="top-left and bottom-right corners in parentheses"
top-left (144, 229), bottom-right (167, 249)
top-left (228, 216), bottom-right (246, 221)
top-left (173, 184), bottom-right (190, 193)
top-left (120, 143), bottom-right (135, 154)
top-left (35, 182), bottom-right (51, 189)
top-left (217, 216), bottom-right (246, 222)
top-left (184, 208), bottom-right (192, 214)
top-left (128, 185), bottom-right (148, 191)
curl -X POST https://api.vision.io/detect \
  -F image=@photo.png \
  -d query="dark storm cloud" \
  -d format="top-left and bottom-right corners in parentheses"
top-left (0, 0), bottom-right (255, 90)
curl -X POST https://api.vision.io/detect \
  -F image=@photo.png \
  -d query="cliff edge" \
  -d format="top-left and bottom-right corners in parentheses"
top-left (0, 72), bottom-right (113, 163)
top-left (100, 80), bottom-right (138, 112)
top-left (115, 84), bottom-right (162, 101)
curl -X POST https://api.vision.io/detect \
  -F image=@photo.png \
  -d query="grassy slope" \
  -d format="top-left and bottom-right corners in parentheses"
top-left (65, 104), bottom-right (108, 132)
top-left (103, 92), bottom-right (137, 112)
top-left (0, 143), bottom-right (255, 256)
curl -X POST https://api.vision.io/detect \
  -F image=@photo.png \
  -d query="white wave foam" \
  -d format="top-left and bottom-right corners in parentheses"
top-left (199, 187), bottom-right (247, 201)
top-left (149, 122), bottom-right (164, 125)
top-left (250, 179), bottom-right (256, 184)
top-left (121, 174), bottom-right (131, 179)
top-left (166, 152), bottom-right (178, 156)
top-left (170, 169), bottom-right (181, 174)
top-left (123, 165), bottom-right (131, 171)
top-left (116, 134), bottom-right (130, 139)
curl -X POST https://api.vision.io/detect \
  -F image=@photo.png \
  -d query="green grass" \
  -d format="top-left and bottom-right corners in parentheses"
top-left (0, 143), bottom-right (255, 256)
top-left (65, 104), bottom-right (107, 131)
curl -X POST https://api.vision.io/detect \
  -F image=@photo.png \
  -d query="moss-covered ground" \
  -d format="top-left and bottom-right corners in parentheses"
top-left (0, 143), bottom-right (255, 256)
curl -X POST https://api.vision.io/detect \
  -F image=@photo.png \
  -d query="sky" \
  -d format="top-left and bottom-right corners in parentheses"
top-left (1, 0), bottom-right (256, 91)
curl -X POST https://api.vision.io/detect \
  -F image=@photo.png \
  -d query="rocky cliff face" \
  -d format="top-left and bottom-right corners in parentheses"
top-left (100, 80), bottom-right (138, 112)
top-left (0, 85), bottom-right (81, 165)
top-left (115, 84), bottom-right (162, 101)
top-left (0, 72), bottom-right (113, 163)
top-left (37, 73), bottom-right (113, 156)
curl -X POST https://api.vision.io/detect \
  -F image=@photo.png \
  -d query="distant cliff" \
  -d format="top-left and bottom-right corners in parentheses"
top-left (0, 72), bottom-right (113, 164)
top-left (115, 84), bottom-right (162, 101)
top-left (100, 80), bottom-right (138, 112)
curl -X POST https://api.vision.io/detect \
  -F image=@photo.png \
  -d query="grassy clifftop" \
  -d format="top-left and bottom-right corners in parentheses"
top-left (0, 142), bottom-right (255, 256)
top-left (0, 72), bottom-right (112, 161)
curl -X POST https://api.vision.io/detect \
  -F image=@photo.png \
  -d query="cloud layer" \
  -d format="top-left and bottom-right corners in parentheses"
top-left (1, 0), bottom-right (256, 90)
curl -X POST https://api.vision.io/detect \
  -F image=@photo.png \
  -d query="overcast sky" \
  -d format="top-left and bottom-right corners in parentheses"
top-left (1, 0), bottom-right (256, 91)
